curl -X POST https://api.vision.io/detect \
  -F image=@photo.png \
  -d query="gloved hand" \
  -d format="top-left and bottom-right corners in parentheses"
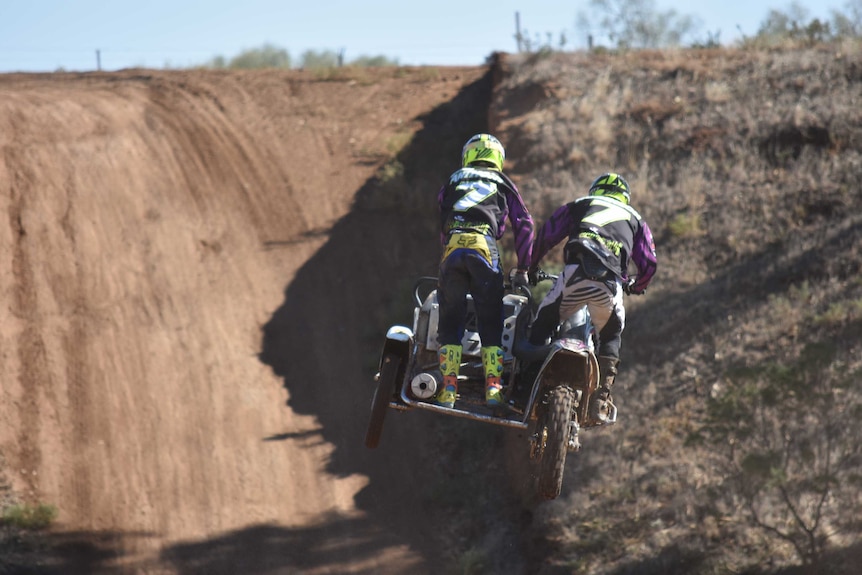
top-left (623, 278), bottom-right (645, 295)
top-left (512, 269), bottom-right (529, 289)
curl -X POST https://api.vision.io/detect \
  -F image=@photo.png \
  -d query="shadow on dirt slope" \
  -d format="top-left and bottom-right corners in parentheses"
top-left (605, 541), bottom-right (862, 575)
top-left (252, 70), bottom-right (495, 573)
top-left (1, 68), bottom-right (495, 575)
top-left (623, 215), bottom-right (862, 379)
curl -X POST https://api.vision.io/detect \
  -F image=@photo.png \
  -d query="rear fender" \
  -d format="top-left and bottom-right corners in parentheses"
top-left (379, 326), bottom-right (413, 372)
top-left (537, 341), bottom-right (594, 392)
top-left (529, 340), bottom-right (599, 419)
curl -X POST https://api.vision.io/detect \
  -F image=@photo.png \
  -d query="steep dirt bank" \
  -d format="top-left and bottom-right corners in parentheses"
top-left (6, 45), bottom-right (859, 575)
top-left (0, 65), bottom-right (491, 574)
top-left (489, 46), bottom-right (862, 574)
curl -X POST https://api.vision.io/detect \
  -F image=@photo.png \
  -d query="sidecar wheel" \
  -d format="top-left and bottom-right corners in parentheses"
top-left (365, 353), bottom-right (401, 449)
top-left (538, 386), bottom-right (574, 499)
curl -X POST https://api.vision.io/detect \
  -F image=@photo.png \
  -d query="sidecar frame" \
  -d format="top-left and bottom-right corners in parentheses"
top-left (370, 276), bottom-right (601, 430)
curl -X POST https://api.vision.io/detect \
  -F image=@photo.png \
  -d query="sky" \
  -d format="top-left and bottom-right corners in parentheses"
top-left (0, 0), bottom-right (845, 73)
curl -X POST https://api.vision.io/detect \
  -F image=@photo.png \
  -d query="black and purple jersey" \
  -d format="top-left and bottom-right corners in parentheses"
top-left (438, 167), bottom-right (534, 269)
top-left (530, 195), bottom-right (657, 293)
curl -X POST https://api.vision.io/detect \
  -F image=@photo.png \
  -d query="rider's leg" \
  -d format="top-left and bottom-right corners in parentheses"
top-left (595, 288), bottom-right (625, 386)
top-left (590, 287), bottom-right (626, 421)
top-left (436, 344), bottom-right (462, 408)
top-left (464, 252), bottom-right (507, 406)
top-left (436, 253), bottom-right (470, 408)
top-left (529, 299), bottom-right (561, 345)
top-left (436, 254), bottom-right (470, 349)
top-left (481, 346), bottom-right (504, 406)
top-left (597, 355), bottom-right (619, 392)
top-left (537, 263), bottom-right (619, 342)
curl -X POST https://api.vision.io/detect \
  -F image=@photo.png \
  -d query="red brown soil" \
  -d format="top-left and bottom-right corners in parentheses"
top-left (0, 66), bottom-right (490, 574)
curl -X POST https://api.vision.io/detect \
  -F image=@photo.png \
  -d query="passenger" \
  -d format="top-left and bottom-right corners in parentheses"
top-left (435, 134), bottom-right (535, 408)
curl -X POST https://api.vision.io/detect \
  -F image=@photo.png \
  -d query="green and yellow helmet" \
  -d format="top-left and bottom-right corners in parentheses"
top-left (589, 172), bottom-right (631, 204)
top-left (461, 133), bottom-right (506, 171)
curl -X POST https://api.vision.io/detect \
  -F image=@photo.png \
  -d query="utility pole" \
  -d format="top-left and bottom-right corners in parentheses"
top-left (515, 12), bottom-right (523, 52)
top-left (96, 49), bottom-right (101, 71)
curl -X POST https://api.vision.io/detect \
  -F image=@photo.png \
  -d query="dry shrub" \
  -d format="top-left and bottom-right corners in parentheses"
top-left (704, 81), bottom-right (732, 103)
top-left (627, 99), bottom-right (684, 125)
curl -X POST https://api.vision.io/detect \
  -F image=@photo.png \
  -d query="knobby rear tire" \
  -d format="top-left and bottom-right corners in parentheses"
top-left (365, 353), bottom-right (401, 449)
top-left (538, 386), bottom-right (574, 499)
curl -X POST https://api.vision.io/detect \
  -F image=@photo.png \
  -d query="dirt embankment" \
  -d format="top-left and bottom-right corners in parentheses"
top-left (9, 47), bottom-right (859, 575)
top-left (0, 65), bottom-right (495, 574)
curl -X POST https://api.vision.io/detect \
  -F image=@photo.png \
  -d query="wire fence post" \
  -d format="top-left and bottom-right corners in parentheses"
top-left (515, 12), bottom-right (523, 52)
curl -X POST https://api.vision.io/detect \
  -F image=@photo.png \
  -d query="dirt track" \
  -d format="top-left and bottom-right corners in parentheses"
top-left (0, 66), bottom-right (492, 573)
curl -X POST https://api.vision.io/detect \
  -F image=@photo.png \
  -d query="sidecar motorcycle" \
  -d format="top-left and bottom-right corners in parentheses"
top-left (364, 272), bottom-right (617, 500)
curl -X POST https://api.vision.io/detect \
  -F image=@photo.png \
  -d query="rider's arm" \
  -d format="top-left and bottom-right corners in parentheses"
top-left (630, 220), bottom-right (657, 293)
top-left (437, 184), bottom-right (449, 246)
top-left (505, 185), bottom-right (535, 270)
top-left (529, 203), bottom-right (574, 271)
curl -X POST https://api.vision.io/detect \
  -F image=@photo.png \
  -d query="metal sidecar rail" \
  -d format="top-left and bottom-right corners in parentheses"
top-left (396, 380), bottom-right (532, 429)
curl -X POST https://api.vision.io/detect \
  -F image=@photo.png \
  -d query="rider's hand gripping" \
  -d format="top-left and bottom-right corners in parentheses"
top-left (623, 278), bottom-right (645, 295)
top-left (511, 269), bottom-right (529, 290)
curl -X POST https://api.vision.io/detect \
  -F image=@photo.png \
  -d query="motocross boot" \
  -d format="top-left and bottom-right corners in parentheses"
top-left (482, 346), bottom-right (504, 406)
top-left (436, 344), bottom-right (461, 408)
top-left (590, 356), bottom-right (619, 423)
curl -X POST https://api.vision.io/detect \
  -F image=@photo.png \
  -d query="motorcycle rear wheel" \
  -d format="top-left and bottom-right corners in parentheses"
top-left (365, 353), bottom-right (401, 449)
top-left (538, 385), bottom-right (574, 499)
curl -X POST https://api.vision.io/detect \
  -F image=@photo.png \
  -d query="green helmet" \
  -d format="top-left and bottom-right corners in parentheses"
top-left (461, 133), bottom-right (505, 171)
top-left (589, 172), bottom-right (631, 204)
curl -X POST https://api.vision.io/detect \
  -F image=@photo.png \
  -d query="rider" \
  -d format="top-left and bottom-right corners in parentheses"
top-left (435, 133), bottom-right (535, 408)
top-left (528, 172), bottom-right (657, 421)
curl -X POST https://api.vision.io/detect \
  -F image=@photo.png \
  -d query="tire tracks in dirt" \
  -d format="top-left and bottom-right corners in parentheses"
top-left (0, 66), bottom-right (493, 573)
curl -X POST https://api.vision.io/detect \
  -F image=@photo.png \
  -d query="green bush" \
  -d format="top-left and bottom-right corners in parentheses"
top-left (300, 49), bottom-right (340, 70)
top-left (2, 502), bottom-right (58, 530)
top-left (668, 211), bottom-right (703, 238)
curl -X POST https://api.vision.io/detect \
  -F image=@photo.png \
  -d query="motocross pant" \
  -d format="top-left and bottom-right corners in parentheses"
top-left (529, 263), bottom-right (626, 360)
top-left (436, 233), bottom-right (504, 349)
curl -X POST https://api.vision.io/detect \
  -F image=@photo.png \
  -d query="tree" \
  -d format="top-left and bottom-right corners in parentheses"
top-left (831, 0), bottom-right (862, 37)
top-left (202, 46), bottom-right (399, 71)
top-left (299, 49), bottom-right (340, 70)
top-left (758, 2), bottom-right (809, 36)
top-left (751, 0), bottom-right (862, 44)
top-left (350, 55), bottom-right (399, 67)
top-left (698, 343), bottom-right (862, 565)
top-left (207, 55), bottom-right (227, 69)
top-left (577, 0), bottom-right (701, 49)
top-left (223, 43), bottom-right (291, 69)
top-left (757, 2), bottom-right (833, 43)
